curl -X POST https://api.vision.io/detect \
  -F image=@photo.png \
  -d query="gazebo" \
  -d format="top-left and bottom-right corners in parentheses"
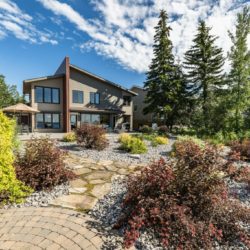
top-left (2, 103), bottom-right (39, 133)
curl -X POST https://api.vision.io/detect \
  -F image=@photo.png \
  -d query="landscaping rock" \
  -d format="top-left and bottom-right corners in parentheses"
top-left (69, 187), bottom-right (87, 194)
top-left (73, 167), bottom-right (92, 175)
top-left (3, 183), bottom-right (69, 209)
top-left (50, 194), bottom-right (97, 210)
top-left (129, 154), bottom-right (141, 159)
top-left (58, 134), bottom-right (175, 165)
top-left (85, 171), bottom-right (112, 181)
top-left (70, 178), bottom-right (88, 187)
top-left (91, 183), bottom-right (112, 199)
top-left (89, 179), bottom-right (106, 184)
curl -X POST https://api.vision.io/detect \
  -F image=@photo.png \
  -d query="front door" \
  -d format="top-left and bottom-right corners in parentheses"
top-left (70, 114), bottom-right (77, 130)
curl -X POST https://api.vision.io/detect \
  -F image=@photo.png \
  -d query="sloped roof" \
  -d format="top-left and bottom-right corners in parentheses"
top-left (70, 64), bottom-right (137, 96)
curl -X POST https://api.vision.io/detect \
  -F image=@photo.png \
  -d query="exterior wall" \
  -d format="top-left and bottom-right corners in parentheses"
top-left (30, 77), bottom-right (64, 132)
top-left (131, 86), bottom-right (153, 130)
top-left (69, 68), bottom-right (134, 130)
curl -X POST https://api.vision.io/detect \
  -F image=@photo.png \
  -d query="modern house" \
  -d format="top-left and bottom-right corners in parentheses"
top-left (130, 86), bottom-right (154, 130)
top-left (23, 57), bottom-right (137, 132)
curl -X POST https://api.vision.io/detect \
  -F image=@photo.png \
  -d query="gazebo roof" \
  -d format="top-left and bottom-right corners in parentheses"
top-left (2, 103), bottom-right (39, 113)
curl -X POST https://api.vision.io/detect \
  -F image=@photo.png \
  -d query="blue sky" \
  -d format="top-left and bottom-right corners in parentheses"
top-left (0, 0), bottom-right (249, 94)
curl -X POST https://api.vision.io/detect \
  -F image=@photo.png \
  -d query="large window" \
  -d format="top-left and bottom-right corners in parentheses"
top-left (35, 87), bottom-right (60, 104)
top-left (90, 92), bottom-right (100, 104)
top-left (81, 114), bottom-right (100, 125)
top-left (72, 90), bottom-right (83, 104)
top-left (35, 87), bottom-right (43, 103)
top-left (36, 113), bottom-right (60, 129)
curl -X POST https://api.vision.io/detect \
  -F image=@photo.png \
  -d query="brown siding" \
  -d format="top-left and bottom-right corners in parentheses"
top-left (30, 77), bottom-right (64, 132)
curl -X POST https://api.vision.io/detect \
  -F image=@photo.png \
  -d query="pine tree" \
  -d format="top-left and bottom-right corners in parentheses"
top-left (228, 6), bottom-right (250, 133)
top-left (144, 10), bottom-right (184, 129)
top-left (184, 21), bottom-right (225, 133)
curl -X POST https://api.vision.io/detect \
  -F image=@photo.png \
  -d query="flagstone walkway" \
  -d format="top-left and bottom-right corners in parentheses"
top-left (0, 153), bottom-right (144, 249)
top-left (50, 153), bottom-right (146, 211)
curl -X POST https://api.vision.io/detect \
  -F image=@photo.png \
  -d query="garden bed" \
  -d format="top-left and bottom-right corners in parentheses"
top-left (90, 168), bottom-right (250, 250)
top-left (58, 133), bottom-right (175, 164)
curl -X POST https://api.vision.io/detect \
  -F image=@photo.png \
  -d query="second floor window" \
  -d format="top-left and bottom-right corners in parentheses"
top-left (35, 86), bottom-right (60, 104)
top-left (90, 92), bottom-right (100, 104)
top-left (123, 96), bottom-right (131, 106)
top-left (72, 90), bottom-right (83, 103)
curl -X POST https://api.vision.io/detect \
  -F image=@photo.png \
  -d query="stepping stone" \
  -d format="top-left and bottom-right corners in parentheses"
top-left (91, 183), bottom-right (111, 199)
top-left (69, 165), bottom-right (84, 170)
top-left (69, 187), bottom-right (87, 194)
top-left (73, 168), bottom-right (92, 176)
top-left (50, 194), bottom-right (98, 210)
top-left (70, 179), bottom-right (88, 188)
top-left (89, 179), bottom-right (106, 185)
top-left (97, 160), bottom-right (113, 166)
top-left (80, 158), bottom-right (96, 164)
top-left (117, 169), bottom-right (129, 175)
top-left (84, 171), bottom-right (112, 181)
top-left (105, 165), bottom-right (118, 171)
top-left (128, 165), bottom-right (138, 171)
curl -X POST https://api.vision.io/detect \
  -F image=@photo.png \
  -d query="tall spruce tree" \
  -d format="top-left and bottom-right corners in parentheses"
top-left (143, 10), bottom-right (184, 129)
top-left (228, 6), bottom-right (250, 133)
top-left (184, 21), bottom-right (225, 133)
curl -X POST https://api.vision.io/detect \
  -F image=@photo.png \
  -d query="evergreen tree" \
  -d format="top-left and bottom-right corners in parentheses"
top-left (228, 6), bottom-right (250, 133)
top-left (184, 21), bottom-right (225, 133)
top-left (144, 10), bottom-right (184, 129)
top-left (0, 75), bottom-right (21, 108)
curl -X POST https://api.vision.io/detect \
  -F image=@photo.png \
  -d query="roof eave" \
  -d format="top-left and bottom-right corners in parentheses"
top-left (23, 74), bottom-right (65, 84)
top-left (70, 64), bottom-right (137, 96)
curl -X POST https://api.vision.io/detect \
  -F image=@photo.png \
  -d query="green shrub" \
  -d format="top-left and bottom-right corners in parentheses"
top-left (119, 133), bottom-right (132, 143)
top-left (15, 137), bottom-right (76, 191)
top-left (62, 132), bottom-right (76, 142)
top-left (140, 125), bottom-right (153, 134)
top-left (119, 134), bottom-right (147, 154)
top-left (151, 136), bottom-right (168, 147)
top-left (129, 138), bottom-right (147, 154)
top-left (0, 111), bottom-right (32, 205)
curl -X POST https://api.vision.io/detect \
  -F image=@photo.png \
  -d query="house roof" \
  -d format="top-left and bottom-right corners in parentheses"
top-left (70, 64), bottom-right (137, 96)
top-left (23, 60), bottom-right (137, 96)
top-left (23, 74), bottom-right (64, 83)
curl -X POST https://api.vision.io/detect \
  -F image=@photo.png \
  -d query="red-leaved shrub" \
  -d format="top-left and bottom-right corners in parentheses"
top-left (116, 140), bottom-right (250, 249)
top-left (158, 125), bottom-right (168, 135)
top-left (229, 139), bottom-right (250, 161)
top-left (75, 124), bottom-right (108, 150)
top-left (15, 137), bottom-right (75, 191)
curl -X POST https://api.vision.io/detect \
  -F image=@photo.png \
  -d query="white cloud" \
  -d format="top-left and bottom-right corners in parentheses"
top-left (0, 0), bottom-right (58, 45)
top-left (37, 0), bottom-right (249, 73)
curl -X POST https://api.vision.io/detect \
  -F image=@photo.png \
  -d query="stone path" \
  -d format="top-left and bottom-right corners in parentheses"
top-left (50, 153), bottom-right (145, 211)
top-left (0, 207), bottom-right (103, 250)
top-left (0, 154), bottom-right (142, 249)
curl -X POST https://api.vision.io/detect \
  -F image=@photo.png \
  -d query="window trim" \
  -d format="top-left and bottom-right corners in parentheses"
top-left (72, 90), bottom-right (84, 104)
top-left (35, 86), bottom-right (60, 104)
top-left (90, 92), bottom-right (100, 104)
top-left (35, 112), bottom-right (61, 129)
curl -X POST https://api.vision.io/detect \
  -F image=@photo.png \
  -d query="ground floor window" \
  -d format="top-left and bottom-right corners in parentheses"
top-left (36, 113), bottom-right (60, 129)
top-left (80, 113), bottom-right (110, 126)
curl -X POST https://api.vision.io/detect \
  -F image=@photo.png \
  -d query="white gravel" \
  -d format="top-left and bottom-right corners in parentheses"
top-left (3, 183), bottom-right (69, 209)
top-left (58, 133), bottom-right (175, 165)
